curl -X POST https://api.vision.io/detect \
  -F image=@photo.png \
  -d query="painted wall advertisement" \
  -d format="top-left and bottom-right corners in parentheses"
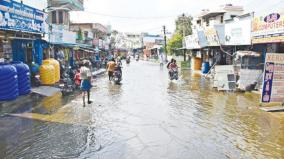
top-left (0, 0), bottom-right (46, 34)
top-left (262, 53), bottom-right (284, 103)
top-left (184, 31), bottom-right (200, 49)
top-left (204, 27), bottom-right (220, 46)
top-left (252, 12), bottom-right (284, 44)
top-left (225, 15), bottom-right (252, 45)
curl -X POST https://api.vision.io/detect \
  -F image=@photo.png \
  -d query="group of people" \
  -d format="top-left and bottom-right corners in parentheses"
top-left (74, 56), bottom-right (176, 106)
top-left (73, 57), bottom-right (123, 107)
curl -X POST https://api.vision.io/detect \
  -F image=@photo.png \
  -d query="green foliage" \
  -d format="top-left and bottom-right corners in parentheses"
top-left (175, 14), bottom-right (193, 36)
top-left (77, 28), bottom-right (83, 41)
top-left (166, 33), bottom-right (183, 55)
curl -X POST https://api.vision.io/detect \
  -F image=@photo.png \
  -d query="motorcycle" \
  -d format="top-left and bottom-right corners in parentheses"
top-left (113, 66), bottom-right (122, 84)
top-left (32, 74), bottom-right (41, 87)
top-left (59, 67), bottom-right (75, 95)
top-left (126, 57), bottom-right (130, 64)
top-left (169, 68), bottom-right (179, 80)
top-left (135, 55), bottom-right (139, 61)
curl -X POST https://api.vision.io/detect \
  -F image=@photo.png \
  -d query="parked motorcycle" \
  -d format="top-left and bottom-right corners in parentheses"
top-left (32, 74), bottom-right (41, 87)
top-left (59, 67), bottom-right (75, 95)
top-left (169, 68), bottom-right (179, 80)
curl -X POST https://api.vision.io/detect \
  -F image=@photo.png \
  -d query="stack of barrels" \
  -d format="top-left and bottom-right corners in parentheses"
top-left (40, 58), bottom-right (60, 85)
top-left (0, 62), bottom-right (31, 101)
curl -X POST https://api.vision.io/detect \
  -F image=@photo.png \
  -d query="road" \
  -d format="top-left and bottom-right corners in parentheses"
top-left (0, 60), bottom-right (283, 159)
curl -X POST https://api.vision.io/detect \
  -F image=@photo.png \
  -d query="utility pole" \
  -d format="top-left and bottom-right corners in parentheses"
top-left (163, 25), bottom-right (168, 62)
top-left (182, 13), bottom-right (186, 61)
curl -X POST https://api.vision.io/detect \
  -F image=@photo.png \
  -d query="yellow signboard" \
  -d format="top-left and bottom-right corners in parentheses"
top-left (252, 12), bottom-right (284, 44)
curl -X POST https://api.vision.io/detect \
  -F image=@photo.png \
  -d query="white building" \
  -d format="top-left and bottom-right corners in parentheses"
top-left (194, 4), bottom-right (244, 28)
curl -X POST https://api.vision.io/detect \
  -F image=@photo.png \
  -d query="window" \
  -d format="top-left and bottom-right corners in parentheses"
top-left (52, 11), bottom-right (56, 24)
top-left (220, 16), bottom-right (224, 23)
top-left (58, 11), bottom-right (63, 24)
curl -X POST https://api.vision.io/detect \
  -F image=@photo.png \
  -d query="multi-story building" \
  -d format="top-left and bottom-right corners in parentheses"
top-left (47, 0), bottom-right (84, 45)
top-left (69, 23), bottom-right (109, 49)
top-left (124, 33), bottom-right (143, 50)
top-left (194, 4), bottom-right (244, 28)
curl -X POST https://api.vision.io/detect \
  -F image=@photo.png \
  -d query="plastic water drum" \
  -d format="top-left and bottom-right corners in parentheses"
top-left (40, 61), bottom-right (55, 85)
top-left (202, 62), bottom-right (210, 74)
top-left (12, 62), bottom-right (31, 95)
top-left (45, 59), bottom-right (60, 82)
top-left (0, 63), bottom-right (19, 101)
top-left (191, 57), bottom-right (202, 70)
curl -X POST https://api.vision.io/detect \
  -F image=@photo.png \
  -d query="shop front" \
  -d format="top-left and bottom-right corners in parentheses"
top-left (252, 12), bottom-right (284, 54)
top-left (0, 0), bottom-right (46, 65)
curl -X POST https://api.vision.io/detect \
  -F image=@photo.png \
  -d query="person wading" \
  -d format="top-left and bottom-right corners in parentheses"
top-left (107, 58), bottom-right (116, 81)
top-left (80, 61), bottom-right (92, 107)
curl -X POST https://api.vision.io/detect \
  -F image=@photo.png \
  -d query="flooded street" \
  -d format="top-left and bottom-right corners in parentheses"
top-left (0, 61), bottom-right (283, 159)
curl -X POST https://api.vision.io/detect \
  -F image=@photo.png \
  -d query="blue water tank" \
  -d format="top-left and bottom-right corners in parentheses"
top-left (12, 62), bottom-right (31, 95)
top-left (0, 63), bottom-right (19, 101)
top-left (202, 62), bottom-right (210, 74)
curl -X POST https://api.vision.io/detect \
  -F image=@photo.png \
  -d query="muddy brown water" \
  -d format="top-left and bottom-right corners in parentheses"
top-left (0, 61), bottom-right (283, 159)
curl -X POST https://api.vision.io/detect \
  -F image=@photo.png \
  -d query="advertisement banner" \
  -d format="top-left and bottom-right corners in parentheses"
top-left (204, 27), bottom-right (219, 46)
top-left (225, 15), bottom-right (252, 45)
top-left (262, 53), bottom-right (284, 103)
top-left (0, 0), bottom-right (46, 34)
top-left (50, 25), bottom-right (76, 44)
top-left (252, 12), bottom-right (284, 44)
top-left (184, 30), bottom-right (201, 49)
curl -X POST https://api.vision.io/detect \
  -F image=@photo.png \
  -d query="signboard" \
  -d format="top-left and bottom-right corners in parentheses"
top-left (197, 30), bottom-right (207, 47)
top-left (0, 0), bottom-right (45, 34)
top-left (213, 65), bottom-right (236, 91)
top-left (225, 15), bottom-right (252, 45)
top-left (50, 25), bottom-right (76, 44)
top-left (204, 27), bottom-right (219, 46)
top-left (184, 30), bottom-right (200, 49)
top-left (252, 12), bottom-right (284, 44)
top-left (261, 53), bottom-right (284, 103)
top-left (238, 69), bottom-right (262, 91)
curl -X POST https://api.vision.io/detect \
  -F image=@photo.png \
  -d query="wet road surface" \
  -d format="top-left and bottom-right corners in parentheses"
top-left (0, 60), bottom-right (284, 159)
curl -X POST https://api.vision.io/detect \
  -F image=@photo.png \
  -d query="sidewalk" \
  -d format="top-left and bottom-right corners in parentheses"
top-left (0, 68), bottom-right (106, 116)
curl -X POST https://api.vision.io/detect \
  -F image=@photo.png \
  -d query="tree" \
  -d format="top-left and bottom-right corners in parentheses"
top-left (77, 28), bottom-right (83, 41)
top-left (175, 14), bottom-right (193, 36)
top-left (166, 33), bottom-right (183, 55)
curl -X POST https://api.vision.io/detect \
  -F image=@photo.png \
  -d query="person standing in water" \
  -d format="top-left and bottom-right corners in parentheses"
top-left (80, 61), bottom-right (92, 107)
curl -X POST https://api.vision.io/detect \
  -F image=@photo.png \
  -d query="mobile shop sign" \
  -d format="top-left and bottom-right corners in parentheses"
top-left (0, 0), bottom-right (45, 34)
top-left (252, 12), bottom-right (284, 44)
top-left (262, 53), bottom-right (284, 103)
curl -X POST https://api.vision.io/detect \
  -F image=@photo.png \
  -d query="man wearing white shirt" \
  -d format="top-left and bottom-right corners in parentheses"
top-left (80, 61), bottom-right (92, 107)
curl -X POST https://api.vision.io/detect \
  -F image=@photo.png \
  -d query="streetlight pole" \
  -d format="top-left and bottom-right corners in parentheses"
top-left (182, 13), bottom-right (186, 62)
top-left (163, 25), bottom-right (168, 62)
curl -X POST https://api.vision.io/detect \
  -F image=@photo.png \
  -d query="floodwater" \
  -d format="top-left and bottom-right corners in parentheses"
top-left (0, 60), bottom-right (283, 159)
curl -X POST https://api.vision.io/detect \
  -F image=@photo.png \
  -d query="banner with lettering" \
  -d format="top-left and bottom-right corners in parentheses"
top-left (0, 0), bottom-right (46, 34)
top-left (262, 53), bottom-right (284, 103)
top-left (252, 12), bottom-right (284, 44)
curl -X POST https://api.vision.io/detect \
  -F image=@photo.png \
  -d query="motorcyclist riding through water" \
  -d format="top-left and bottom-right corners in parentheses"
top-left (168, 59), bottom-right (178, 80)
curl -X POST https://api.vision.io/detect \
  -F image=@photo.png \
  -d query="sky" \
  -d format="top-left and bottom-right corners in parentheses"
top-left (19, 0), bottom-right (284, 34)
